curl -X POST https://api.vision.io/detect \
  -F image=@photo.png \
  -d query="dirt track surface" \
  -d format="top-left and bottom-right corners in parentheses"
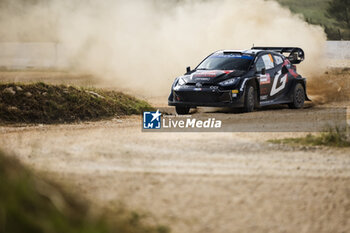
top-left (1, 69), bottom-right (350, 232)
top-left (1, 110), bottom-right (350, 233)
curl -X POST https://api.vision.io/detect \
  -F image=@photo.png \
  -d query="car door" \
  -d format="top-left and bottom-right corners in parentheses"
top-left (269, 54), bottom-right (289, 100)
top-left (256, 53), bottom-right (276, 102)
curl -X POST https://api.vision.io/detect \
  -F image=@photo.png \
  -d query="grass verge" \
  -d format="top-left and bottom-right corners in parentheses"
top-left (0, 82), bottom-right (153, 124)
top-left (276, 0), bottom-right (350, 39)
top-left (0, 150), bottom-right (169, 233)
top-left (268, 128), bottom-right (350, 148)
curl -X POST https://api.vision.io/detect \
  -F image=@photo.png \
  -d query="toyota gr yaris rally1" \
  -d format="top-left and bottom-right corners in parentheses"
top-left (168, 47), bottom-right (309, 114)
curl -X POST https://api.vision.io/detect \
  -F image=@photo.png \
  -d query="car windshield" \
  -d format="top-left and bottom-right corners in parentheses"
top-left (197, 53), bottom-right (253, 71)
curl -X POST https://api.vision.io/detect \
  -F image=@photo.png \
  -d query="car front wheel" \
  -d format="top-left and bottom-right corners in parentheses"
top-left (243, 85), bottom-right (256, 112)
top-left (175, 106), bottom-right (190, 115)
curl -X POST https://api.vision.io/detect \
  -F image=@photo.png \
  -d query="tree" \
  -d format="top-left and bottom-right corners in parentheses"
top-left (327, 0), bottom-right (350, 30)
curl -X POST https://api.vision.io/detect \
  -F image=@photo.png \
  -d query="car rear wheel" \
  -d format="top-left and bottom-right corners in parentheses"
top-left (175, 106), bottom-right (190, 115)
top-left (243, 85), bottom-right (255, 112)
top-left (288, 83), bottom-right (305, 109)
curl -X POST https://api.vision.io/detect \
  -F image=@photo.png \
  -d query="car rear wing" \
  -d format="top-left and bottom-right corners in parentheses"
top-left (251, 47), bottom-right (305, 64)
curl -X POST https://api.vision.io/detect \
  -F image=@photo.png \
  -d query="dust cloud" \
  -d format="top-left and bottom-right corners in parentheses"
top-left (308, 68), bottom-right (350, 104)
top-left (0, 0), bottom-right (327, 97)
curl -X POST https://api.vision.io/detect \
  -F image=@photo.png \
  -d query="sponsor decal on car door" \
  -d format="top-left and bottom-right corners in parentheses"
top-left (270, 70), bottom-right (287, 96)
top-left (270, 55), bottom-right (289, 97)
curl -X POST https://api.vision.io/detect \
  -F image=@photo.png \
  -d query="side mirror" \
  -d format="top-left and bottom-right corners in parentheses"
top-left (186, 66), bottom-right (191, 73)
top-left (261, 68), bottom-right (266, 75)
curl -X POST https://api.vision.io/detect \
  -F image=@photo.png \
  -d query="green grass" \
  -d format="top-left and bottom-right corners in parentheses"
top-left (0, 150), bottom-right (170, 233)
top-left (0, 82), bottom-right (154, 124)
top-left (269, 128), bottom-right (350, 147)
top-left (276, 0), bottom-right (334, 26)
top-left (275, 0), bottom-right (349, 39)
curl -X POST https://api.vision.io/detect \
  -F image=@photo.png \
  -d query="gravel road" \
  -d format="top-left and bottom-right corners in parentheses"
top-left (1, 69), bottom-right (350, 232)
top-left (1, 106), bottom-right (350, 233)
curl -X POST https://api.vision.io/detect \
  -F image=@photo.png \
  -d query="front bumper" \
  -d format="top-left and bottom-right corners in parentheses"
top-left (168, 86), bottom-right (245, 108)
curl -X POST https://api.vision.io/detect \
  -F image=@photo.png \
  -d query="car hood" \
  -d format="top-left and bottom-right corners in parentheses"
top-left (182, 70), bottom-right (246, 84)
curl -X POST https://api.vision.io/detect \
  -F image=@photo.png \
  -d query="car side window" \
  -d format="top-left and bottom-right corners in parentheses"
top-left (262, 54), bottom-right (274, 70)
top-left (255, 57), bottom-right (265, 72)
top-left (274, 55), bottom-right (283, 65)
top-left (256, 54), bottom-right (274, 72)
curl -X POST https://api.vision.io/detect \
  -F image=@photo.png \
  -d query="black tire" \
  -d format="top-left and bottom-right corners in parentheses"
top-left (288, 83), bottom-right (305, 109)
top-left (175, 106), bottom-right (190, 115)
top-left (243, 85), bottom-right (255, 112)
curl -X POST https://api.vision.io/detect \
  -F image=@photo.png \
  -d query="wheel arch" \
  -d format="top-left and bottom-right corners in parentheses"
top-left (244, 77), bottom-right (260, 107)
top-left (294, 78), bottom-right (311, 101)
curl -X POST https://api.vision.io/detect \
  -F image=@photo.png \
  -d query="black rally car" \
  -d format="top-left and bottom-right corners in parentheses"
top-left (168, 47), bottom-right (310, 114)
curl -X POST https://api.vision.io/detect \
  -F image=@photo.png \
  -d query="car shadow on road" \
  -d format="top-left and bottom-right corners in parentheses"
top-left (202, 102), bottom-right (314, 114)
top-left (158, 102), bottom-right (314, 116)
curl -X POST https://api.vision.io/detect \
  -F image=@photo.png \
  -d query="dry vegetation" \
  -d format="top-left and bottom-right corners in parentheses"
top-left (0, 150), bottom-right (169, 233)
top-left (269, 128), bottom-right (350, 147)
top-left (0, 82), bottom-right (153, 124)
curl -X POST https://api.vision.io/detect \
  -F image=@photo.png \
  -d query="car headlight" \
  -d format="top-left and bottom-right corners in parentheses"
top-left (219, 78), bottom-right (239, 86)
top-left (177, 77), bottom-right (187, 86)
